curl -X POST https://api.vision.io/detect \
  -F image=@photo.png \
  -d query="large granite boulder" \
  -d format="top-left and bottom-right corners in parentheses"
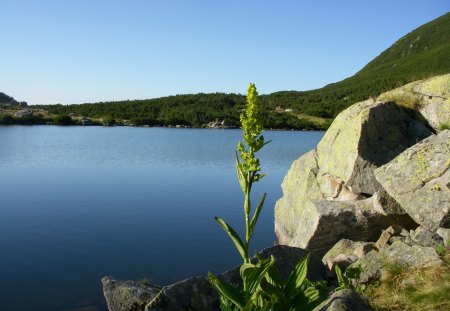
top-left (277, 195), bottom-right (416, 256)
top-left (375, 130), bottom-right (450, 230)
top-left (315, 99), bottom-right (431, 196)
top-left (274, 150), bottom-right (325, 245)
top-left (275, 94), bottom-right (433, 254)
top-left (378, 73), bottom-right (450, 131)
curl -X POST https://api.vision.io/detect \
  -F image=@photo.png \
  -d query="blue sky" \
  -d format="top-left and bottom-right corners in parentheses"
top-left (1, 1), bottom-right (448, 105)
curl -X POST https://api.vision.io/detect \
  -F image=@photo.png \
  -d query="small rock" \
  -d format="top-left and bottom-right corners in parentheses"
top-left (410, 226), bottom-right (442, 247)
top-left (322, 239), bottom-right (373, 270)
top-left (389, 236), bottom-right (405, 244)
top-left (374, 226), bottom-right (397, 250)
top-left (101, 277), bottom-right (161, 311)
top-left (404, 235), bottom-right (414, 246)
top-left (399, 228), bottom-right (410, 237)
top-left (354, 243), bottom-right (375, 259)
top-left (436, 228), bottom-right (450, 244)
top-left (313, 289), bottom-right (372, 311)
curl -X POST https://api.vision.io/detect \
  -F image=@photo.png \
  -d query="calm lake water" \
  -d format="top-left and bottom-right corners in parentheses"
top-left (0, 126), bottom-right (323, 311)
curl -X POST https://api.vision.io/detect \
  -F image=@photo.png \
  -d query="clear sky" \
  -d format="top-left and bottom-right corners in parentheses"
top-left (1, 1), bottom-right (448, 105)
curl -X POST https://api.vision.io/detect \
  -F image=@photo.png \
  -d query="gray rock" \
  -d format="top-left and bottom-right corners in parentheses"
top-left (399, 228), bottom-right (410, 237)
top-left (275, 97), bottom-right (429, 254)
top-left (322, 239), bottom-right (373, 270)
top-left (410, 226), bottom-right (441, 247)
top-left (313, 289), bottom-right (372, 311)
top-left (375, 130), bottom-right (450, 230)
top-left (436, 228), bottom-right (450, 244)
top-left (351, 241), bottom-right (443, 284)
top-left (276, 196), bottom-right (416, 256)
top-left (379, 74), bottom-right (450, 131)
top-left (389, 236), bottom-right (405, 244)
top-left (374, 225), bottom-right (404, 250)
top-left (275, 150), bottom-right (325, 245)
top-left (315, 99), bottom-right (431, 196)
top-left (372, 190), bottom-right (405, 215)
top-left (383, 241), bottom-right (442, 267)
top-left (146, 277), bottom-right (218, 311)
top-left (102, 277), bottom-right (162, 311)
top-left (354, 243), bottom-right (376, 259)
top-left (404, 235), bottom-right (414, 246)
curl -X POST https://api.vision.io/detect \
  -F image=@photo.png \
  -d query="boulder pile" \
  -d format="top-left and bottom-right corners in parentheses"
top-left (275, 73), bottom-right (449, 291)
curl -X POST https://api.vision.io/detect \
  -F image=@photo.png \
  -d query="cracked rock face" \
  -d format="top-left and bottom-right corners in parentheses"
top-left (375, 130), bottom-right (450, 230)
top-left (316, 99), bottom-right (431, 196)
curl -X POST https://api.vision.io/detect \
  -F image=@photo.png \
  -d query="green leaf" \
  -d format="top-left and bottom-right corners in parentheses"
top-left (246, 256), bottom-right (276, 294)
top-left (259, 278), bottom-right (288, 308)
top-left (235, 152), bottom-right (248, 194)
top-left (265, 264), bottom-right (283, 287)
top-left (208, 272), bottom-right (244, 309)
top-left (303, 286), bottom-right (320, 302)
top-left (249, 193), bottom-right (266, 239)
top-left (285, 255), bottom-right (309, 299)
top-left (335, 265), bottom-right (348, 289)
top-left (215, 216), bottom-right (247, 261)
top-left (240, 263), bottom-right (256, 279)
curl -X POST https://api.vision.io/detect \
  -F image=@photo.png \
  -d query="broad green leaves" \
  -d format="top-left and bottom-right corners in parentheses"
top-left (208, 255), bottom-right (327, 311)
top-left (215, 216), bottom-right (247, 262)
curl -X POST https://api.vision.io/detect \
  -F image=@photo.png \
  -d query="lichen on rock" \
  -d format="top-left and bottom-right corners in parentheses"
top-left (375, 130), bottom-right (450, 230)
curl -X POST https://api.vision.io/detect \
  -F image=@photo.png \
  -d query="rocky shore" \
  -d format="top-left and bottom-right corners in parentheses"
top-left (102, 74), bottom-right (450, 311)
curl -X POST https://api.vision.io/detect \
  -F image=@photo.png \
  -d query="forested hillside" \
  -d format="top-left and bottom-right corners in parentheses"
top-left (6, 12), bottom-right (450, 129)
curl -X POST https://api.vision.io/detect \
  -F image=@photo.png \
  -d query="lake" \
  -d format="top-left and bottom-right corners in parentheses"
top-left (0, 126), bottom-right (323, 311)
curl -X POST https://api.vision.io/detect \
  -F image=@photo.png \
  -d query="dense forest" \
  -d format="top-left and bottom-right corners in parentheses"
top-left (2, 13), bottom-right (450, 129)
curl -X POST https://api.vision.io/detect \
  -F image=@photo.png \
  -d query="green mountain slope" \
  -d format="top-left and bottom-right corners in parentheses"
top-left (22, 12), bottom-right (450, 129)
top-left (263, 12), bottom-right (450, 119)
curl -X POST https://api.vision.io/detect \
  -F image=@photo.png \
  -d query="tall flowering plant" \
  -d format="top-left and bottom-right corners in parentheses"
top-left (208, 84), bottom-right (327, 310)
